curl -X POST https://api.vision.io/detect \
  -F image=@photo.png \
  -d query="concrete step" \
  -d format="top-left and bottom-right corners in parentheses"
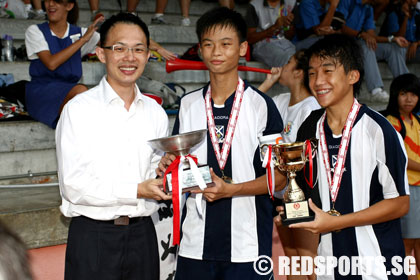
top-left (1, 18), bottom-right (199, 57)
top-left (76, 0), bottom-right (246, 17)
top-left (79, 9), bottom-right (202, 26)
top-left (0, 18), bottom-right (199, 44)
top-left (77, 0), bottom-right (208, 15)
top-left (0, 115), bottom-right (176, 179)
top-left (1, 59), bottom-right (416, 93)
top-left (0, 185), bottom-right (70, 249)
top-left (0, 60), bottom-right (271, 85)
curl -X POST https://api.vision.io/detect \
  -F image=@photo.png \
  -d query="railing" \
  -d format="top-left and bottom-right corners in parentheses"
top-left (0, 171), bottom-right (58, 188)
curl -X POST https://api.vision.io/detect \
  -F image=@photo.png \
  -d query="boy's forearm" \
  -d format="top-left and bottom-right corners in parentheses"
top-left (232, 169), bottom-right (286, 196)
top-left (407, 158), bottom-right (420, 172)
top-left (331, 195), bottom-right (409, 231)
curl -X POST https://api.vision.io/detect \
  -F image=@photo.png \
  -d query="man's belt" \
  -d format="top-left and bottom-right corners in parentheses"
top-left (80, 215), bottom-right (146, 226)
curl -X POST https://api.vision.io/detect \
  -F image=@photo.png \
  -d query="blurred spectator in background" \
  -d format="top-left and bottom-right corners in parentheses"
top-left (294, 0), bottom-right (342, 51)
top-left (25, 0), bottom-right (102, 128)
top-left (151, 0), bottom-right (191, 26)
top-left (88, 0), bottom-right (140, 19)
top-left (382, 73), bottom-right (420, 280)
top-left (338, 0), bottom-right (409, 102)
top-left (87, 0), bottom-right (177, 59)
top-left (0, 220), bottom-right (32, 280)
top-left (372, 0), bottom-right (389, 20)
top-left (23, 0), bottom-right (46, 19)
top-left (380, 0), bottom-right (420, 63)
top-left (245, 0), bottom-right (296, 67)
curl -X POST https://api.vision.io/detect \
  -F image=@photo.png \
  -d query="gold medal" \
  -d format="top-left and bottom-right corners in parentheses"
top-left (327, 208), bottom-right (341, 216)
top-left (327, 206), bottom-right (341, 233)
top-left (222, 176), bottom-right (233, 183)
top-left (221, 170), bottom-right (233, 184)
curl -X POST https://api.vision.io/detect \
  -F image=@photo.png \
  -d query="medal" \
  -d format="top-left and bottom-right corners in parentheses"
top-left (206, 78), bottom-right (245, 185)
top-left (221, 170), bottom-right (234, 183)
top-left (327, 205), bottom-right (341, 233)
top-left (327, 207), bottom-right (341, 216)
top-left (319, 99), bottom-right (361, 225)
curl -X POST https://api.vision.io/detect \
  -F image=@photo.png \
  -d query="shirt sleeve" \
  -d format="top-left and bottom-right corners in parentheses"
top-left (80, 27), bottom-right (100, 57)
top-left (300, 0), bottom-right (321, 29)
top-left (377, 119), bottom-right (409, 198)
top-left (56, 101), bottom-right (139, 207)
top-left (263, 95), bottom-right (283, 136)
top-left (386, 115), bottom-right (402, 132)
top-left (385, 12), bottom-right (400, 35)
top-left (362, 5), bottom-right (376, 31)
top-left (149, 108), bottom-right (169, 178)
top-left (25, 24), bottom-right (49, 60)
top-left (336, 0), bottom-right (352, 20)
top-left (245, 4), bottom-right (259, 29)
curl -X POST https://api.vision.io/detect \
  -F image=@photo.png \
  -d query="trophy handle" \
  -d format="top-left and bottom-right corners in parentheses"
top-left (260, 144), bottom-right (280, 167)
top-left (305, 138), bottom-right (318, 160)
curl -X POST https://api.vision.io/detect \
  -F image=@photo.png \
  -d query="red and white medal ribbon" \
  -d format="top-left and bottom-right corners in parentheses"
top-left (262, 145), bottom-right (275, 200)
top-left (304, 140), bottom-right (315, 189)
top-left (163, 154), bottom-right (206, 245)
top-left (318, 99), bottom-right (361, 204)
top-left (205, 78), bottom-right (245, 179)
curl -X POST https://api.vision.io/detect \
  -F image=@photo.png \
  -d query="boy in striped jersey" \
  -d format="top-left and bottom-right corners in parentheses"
top-left (158, 7), bottom-right (286, 280)
top-left (290, 34), bottom-right (410, 280)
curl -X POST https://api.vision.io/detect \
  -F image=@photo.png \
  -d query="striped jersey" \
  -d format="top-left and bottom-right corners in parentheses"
top-left (296, 105), bottom-right (409, 280)
top-left (172, 80), bottom-right (283, 262)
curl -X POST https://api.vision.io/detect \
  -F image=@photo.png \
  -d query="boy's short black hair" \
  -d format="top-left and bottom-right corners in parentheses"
top-left (196, 7), bottom-right (247, 43)
top-left (385, 73), bottom-right (420, 117)
top-left (99, 13), bottom-right (150, 48)
top-left (306, 34), bottom-right (364, 96)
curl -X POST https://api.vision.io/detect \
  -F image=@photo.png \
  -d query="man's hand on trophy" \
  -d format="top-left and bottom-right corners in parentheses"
top-left (191, 168), bottom-right (234, 202)
top-left (137, 178), bottom-right (172, 201)
top-left (156, 153), bottom-right (177, 177)
top-left (289, 199), bottom-right (340, 234)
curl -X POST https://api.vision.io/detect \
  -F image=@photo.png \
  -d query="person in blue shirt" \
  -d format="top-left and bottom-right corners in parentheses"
top-left (338, 0), bottom-right (410, 102)
top-left (294, 0), bottom-right (342, 51)
top-left (380, 0), bottom-right (420, 63)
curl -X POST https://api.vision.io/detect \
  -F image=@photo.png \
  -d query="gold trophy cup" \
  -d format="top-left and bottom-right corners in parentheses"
top-left (263, 139), bottom-right (317, 225)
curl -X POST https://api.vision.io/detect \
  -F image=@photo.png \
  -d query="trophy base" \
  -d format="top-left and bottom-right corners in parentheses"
top-left (280, 200), bottom-right (314, 225)
top-left (281, 214), bottom-right (314, 226)
top-left (164, 165), bottom-right (214, 194)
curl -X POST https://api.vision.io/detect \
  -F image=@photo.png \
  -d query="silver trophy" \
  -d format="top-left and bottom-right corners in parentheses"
top-left (262, 139), bottom-right (317, 225)
top-left (148, 129), bottom-right (214, 194)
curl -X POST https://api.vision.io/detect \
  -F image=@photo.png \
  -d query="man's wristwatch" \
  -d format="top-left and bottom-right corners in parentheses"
top-left (388, 35), bottom-right (394, 43)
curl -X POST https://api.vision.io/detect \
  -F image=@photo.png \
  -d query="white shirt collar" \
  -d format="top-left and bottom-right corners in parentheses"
top-left (100, 76), bottom-right (144, 106)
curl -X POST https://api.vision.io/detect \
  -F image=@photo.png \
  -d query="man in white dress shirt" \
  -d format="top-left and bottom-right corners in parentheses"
top-left (56, 13), bottom-right (171, 280)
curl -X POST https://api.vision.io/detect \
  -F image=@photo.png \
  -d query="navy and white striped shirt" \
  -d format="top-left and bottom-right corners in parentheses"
top-left (297, 105), bottom-right (409, 280)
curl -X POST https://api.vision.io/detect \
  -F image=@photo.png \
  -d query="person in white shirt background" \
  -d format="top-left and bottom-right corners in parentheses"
top-left (258, 49), bottom-right (321, 280)
top-left (56, 12), bottom-right (171, 280)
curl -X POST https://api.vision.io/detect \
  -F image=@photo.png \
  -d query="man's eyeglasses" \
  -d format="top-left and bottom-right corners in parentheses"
top-left (102, 45), bottom-right (148, 56)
